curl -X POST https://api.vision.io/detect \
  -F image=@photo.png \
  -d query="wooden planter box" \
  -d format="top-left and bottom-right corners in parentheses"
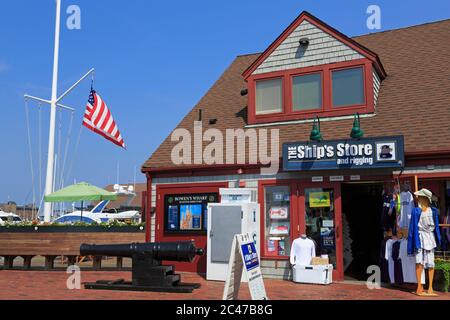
top-left (0, 227), bottom-right (146, 270)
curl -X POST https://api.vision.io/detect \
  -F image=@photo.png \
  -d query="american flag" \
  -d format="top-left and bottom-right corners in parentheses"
top-left (82, 89), bottom-right (126, 149)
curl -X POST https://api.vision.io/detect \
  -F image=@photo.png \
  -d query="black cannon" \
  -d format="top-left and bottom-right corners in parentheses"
top-left (80, 241), bottom-right (204, 293)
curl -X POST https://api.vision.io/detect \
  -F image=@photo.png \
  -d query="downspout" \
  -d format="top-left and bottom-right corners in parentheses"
top-left (145, 172), bottom-right (152, 243)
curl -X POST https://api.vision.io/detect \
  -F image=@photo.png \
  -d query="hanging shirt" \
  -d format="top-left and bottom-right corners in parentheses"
top-left (385, 239), bottom-right (395, 284)
top-left (290, 237), bottom-right (316, 266)
top-left (444, 210), bottom-right (450, 251)
top-left (381, 194), bottom-right (397, 233)
top-left (392, 241), bottom-right (404, 285)
top-left (398, 192), bottom-right (415, 229)
top-left (399, 239), bottom-right (425, 284)
top-left (396, 193), bottom-right (402, 215)
top-left (379, 239), bottom-right (390, 284)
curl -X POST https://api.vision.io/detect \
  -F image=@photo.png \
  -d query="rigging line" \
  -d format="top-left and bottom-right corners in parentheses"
top-left (24, 99), bottom-right (36, 218)
top-left (65, 123), bottom-right (83, 187)
top-left (37, 192), bottom-right (45, 219)
top-left (38, 103), bottom-right (42, 212)
top-left (56, 108), bottom-right (63, 185)
top-left (23, 189), bottom-right (32, 209)
top-left (55, 109), bottom-right (63, 215)
top-left (59, 110), bottom-right (74, 190)
top-left (60, 111), bottom-right (75, 188)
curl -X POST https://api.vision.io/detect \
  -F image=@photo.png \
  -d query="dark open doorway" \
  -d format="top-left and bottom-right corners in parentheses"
top-left (341, 183), bottom-right (384, 281)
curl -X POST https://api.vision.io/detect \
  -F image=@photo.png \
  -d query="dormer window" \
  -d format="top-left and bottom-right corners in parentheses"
top-left (246, 61), bottom-right (380, 124)
top-left (332, 67), bottom-right (365, 108)
top-left (256, 78), bottom-right (283, 115)
top-left (242, 12), bottom-right (386, 125)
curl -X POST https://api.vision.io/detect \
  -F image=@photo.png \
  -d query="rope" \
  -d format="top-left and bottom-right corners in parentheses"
top-left (59, 110), bottom-right (74, 190)
top-left (61, 72), bottom-right (93, 189)
top-left (24, 99), bottom-right (36, 218)
top-left (38, 103), bottom-right (42, 215)
top-left (65, 123), bottom-right (83, 187)
top-left (58, 110), bottom-right (75, 215)
top-left (56, 109), bottom-right (63, 214)
top-left (56, 109), bottom-right (62, 184)
top-left (37, 193), bottom-right (45, 221)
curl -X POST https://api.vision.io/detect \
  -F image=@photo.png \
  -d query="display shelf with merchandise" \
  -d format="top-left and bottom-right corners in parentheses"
top-left (264, 186), bottom-right (291, 258)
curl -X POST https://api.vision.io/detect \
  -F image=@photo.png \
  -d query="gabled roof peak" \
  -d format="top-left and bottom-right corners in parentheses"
top-left (242, 11), bottom-right (386, 80)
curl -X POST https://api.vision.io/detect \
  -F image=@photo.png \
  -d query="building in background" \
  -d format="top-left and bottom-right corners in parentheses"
top-left (0, 202), bottom-right (36, 221)
top-left (141, 11), bottom-right (450, 280)
top-left (102, 183), bottom-right (146, 210)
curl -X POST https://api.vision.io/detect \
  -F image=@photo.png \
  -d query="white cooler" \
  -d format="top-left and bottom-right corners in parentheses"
top-left (293, 264), bottom-right (333, 285)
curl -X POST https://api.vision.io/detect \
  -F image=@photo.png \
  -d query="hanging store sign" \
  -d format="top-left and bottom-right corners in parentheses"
top-left (283, 136), bottom-right (404, 172)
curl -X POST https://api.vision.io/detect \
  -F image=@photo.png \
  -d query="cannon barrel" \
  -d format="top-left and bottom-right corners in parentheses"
top-left (80, 241), bottom-right (204, 262)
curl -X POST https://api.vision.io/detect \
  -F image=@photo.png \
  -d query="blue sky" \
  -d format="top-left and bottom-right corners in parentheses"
top-left (1, 0), bottom-right (449, 205)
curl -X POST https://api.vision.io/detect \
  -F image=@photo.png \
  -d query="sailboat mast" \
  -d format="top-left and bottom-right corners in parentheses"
top-left (43, 0), bottom-right (62, 223)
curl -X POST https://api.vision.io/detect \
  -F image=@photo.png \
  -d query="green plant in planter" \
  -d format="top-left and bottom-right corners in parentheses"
top-left (435, 259), bottom-right (450, 293)
top-left (2, 221), bottom-right (38, 228)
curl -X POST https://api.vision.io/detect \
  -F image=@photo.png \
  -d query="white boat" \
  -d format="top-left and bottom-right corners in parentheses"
top-left (0, 211), bottom-right (23, 226)
top-left (52, 185), bottom-right (141, 224)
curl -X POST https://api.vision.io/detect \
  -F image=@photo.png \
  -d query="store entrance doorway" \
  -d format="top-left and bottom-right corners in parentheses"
top-left (341, 183), bottom-right (384, 281)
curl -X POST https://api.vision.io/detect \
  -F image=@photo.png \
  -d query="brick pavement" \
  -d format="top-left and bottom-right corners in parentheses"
top-left (0, 270), bottom-right (449, 300)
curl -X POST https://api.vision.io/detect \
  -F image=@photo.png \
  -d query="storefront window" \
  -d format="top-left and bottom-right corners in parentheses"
top-left (305, 188), bottom-right (336, 268)
top-left (264, 185), bottom-right (291, 257)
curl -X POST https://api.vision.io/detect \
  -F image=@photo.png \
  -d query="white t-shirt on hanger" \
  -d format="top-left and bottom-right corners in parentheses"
top-left (290, 237), bottom-right (316, 266)
top-left (399, 238), bottom-right (425, 284)
top-left (398, 192), bottom-right (414, 229)
top-left (385, 239), bottom-right (395, 284)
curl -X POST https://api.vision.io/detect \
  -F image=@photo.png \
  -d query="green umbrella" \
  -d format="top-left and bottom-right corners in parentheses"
top-left (44, 182), bottom-right (117, 222)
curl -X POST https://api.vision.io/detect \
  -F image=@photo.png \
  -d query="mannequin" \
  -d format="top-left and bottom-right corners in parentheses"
top-left (407, 189), bottom-right (441, 296)
top-left (290, 235), bottom-right (316, 266)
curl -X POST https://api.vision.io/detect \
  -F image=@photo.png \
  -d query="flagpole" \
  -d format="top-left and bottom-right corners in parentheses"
top-left (24, 2), bottom-right (96, 223)
top-left (43, 0), bottom-right (62, 223)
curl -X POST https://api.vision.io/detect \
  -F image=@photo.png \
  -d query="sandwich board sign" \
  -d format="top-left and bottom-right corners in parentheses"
top-left (223, 233), bottom-right (268, 300)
